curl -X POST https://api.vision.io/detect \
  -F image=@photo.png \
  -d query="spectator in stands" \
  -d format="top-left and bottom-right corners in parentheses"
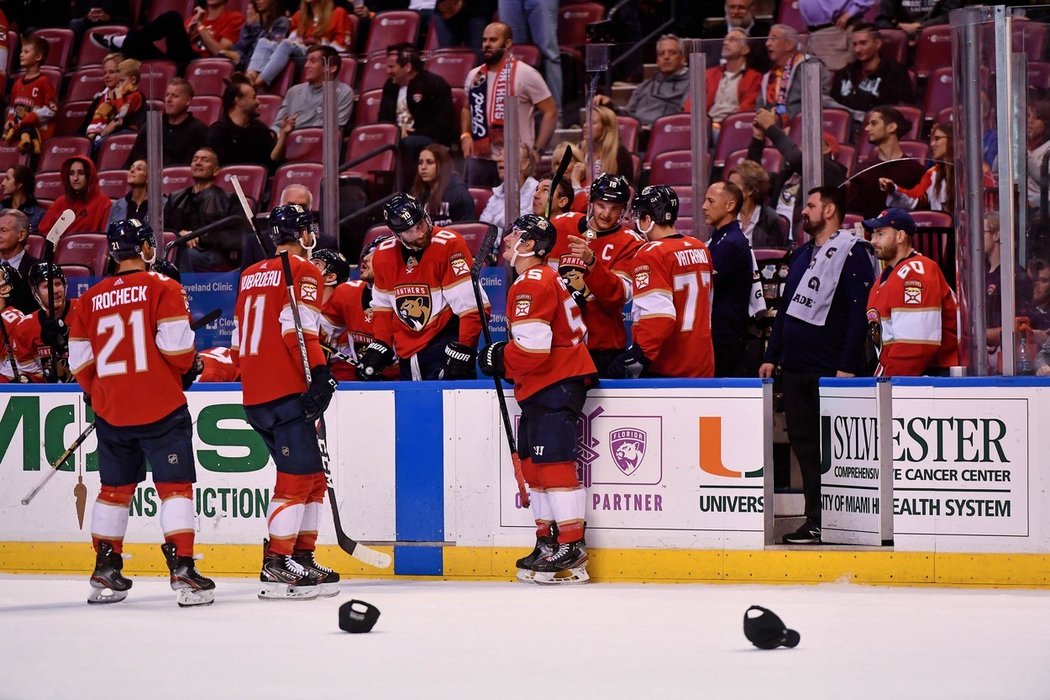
top-left (431, 0), bottom-right (495, 54)
top-left (874, 0), bottom-right (963, 35)
top-left (704, 181), bottom-right (754, 377)
top-left (595, 34), bottom-right (689, 128)
top-left (166, 147), bottom-right (240, 272)
top-left (220, 0), bottom-right (291, 71)
top-left (69, 0), bottom-right (131, 47)
top-left (862, 106), bottom-right (911, 161)
top-left (81, 53), bottom-right (123, 139)
top-left (126, 78), bottom-right (209, 168)
top-left (798, 0), bottom-right (874, 72)
top-left (1027, 101), bottom-right (1050, 211)
top-left (86, 58), bottom-right (144, 149)
top-left (270, 45), bottom-right (354, 137)
top-left (0, 209), bottom-right (41, 314)
top-left (1028, 258), bottom-right (1050, 344)
top-left (581, 105), bottom-right (633, 185)
top-left (703, 0), bottom-right (771, 73)
top-left (4, 36), bottom-right (57, 157)
top-left (410, 144), bottom-right (474, 228)
top-left (40, 157), bottom-right (112, 235)
top-left (480, 144), bottom-right (539, 235)
top-left (705, 29), bottom-right (762, 138)
top-left (207, 75), bottom-right (279, 168)
top-left (726, 159), bottom-right (786, 248)
top-left (531, 175), bottom-right (572, 217)
top-left (380, 42), bottom-right (457, 187)
top-left (984, 211), bottom-right (1033, 360)
top-left (829, 23), bottom-right (914, 122)
top-left (246, 0), bottom-right (353, 89)
top-left (92, 0), bottom-right (245, 70)
top-left (460, 22), bottom-right (557, 187)
top-left (850, 104), bottom-right (924, 217)
top-left (498, 0), bottom-right (562, 115)
top-left (879, 122), bottom-right (954, 214)
top-left (757, 24), bottom-right (833, 126)
top-left (108, 159), bottom-right (159, 227)
top-left (1, 165), bottom-right (45, 234)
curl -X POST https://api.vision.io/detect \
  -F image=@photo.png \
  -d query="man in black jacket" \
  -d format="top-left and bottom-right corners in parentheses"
top-left (126, 78), bottom-right (208, 168)
top-left (378, 43), bottom-right (456, 189)
top-left (206, 76), bottom-right (277, 170)
top-left (0, 209), bottom-right (40, 314)
top-left (166, 147), bottom-right (241, 272)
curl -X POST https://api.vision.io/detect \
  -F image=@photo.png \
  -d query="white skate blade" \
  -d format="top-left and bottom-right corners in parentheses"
top-left (516, 568), bottom-right (537, 583)
top-left (533, 566), bottom-right (590, 585)
top-left (176, 589), bottom-right (215, 607)
top-left (87, 587), bottom-right (129, 604)
top-left (258, 581), bottom-right (320, 600)
top-left (317, 582), bottom-right (340, 598)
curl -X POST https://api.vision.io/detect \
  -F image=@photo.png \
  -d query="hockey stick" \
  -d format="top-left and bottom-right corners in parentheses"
top-left (277, 250), bottom-right (391, 569)
top-left (43, 209), bottom-right (76, 382)
top-left (470, 225), bottom-right (529, 507)
top-left (19, 309), bottom-right (226, 506)
top-left (0, 312), bottom-right (25, 383)
top-left (320, 341), bottom-right (358, 368)
top-left (545, 142), bottom-right (574, 219)
top-left (229, 175), bottom-right (274, 257)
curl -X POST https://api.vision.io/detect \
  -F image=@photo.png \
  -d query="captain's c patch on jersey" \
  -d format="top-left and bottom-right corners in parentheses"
top-left (515, 293), bottom-right (532, 317)
top-left (395, 284), bottom-right (432, 331)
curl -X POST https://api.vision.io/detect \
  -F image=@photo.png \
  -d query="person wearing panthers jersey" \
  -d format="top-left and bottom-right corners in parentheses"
top-left (233, 204), bottom-right (338, 601)
top-left (863, 208), bottom-right (958, 376)
top-left (358, 193), bottom-right (489, 381)
top-left (609, 186), bottom-right (715, 378)
top-left (0, 262), bottom-right (27, 382)
top-left (549, 173), bottom-right (644, 377)
top-left (479, 214), bottom-right (597, 585)
top-left (11, 262), bottom-right (77, 383)
top-left (198, 346), bottom-right (240, 381)
top-left (68, 218), bottom-right (214, 607)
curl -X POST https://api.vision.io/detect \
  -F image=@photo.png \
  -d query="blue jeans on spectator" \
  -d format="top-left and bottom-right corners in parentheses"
top-left (249, 38), bottom-right (306, 86)
top-left (497, 0), bottom-right (562, 114)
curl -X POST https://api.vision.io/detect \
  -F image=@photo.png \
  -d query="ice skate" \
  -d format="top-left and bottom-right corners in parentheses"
top-left (532, 541), bottom-right (589, 585)
top-left (161, 543), bottom-right (216, 607)
top-left (87, 542), bottom-right (132, 604)
top-left (515, 536), bottom-right (556, 583)
top-left (292, 549), bottom-right (340, 597)
top-left (259, 540), bottom-right (320, 600)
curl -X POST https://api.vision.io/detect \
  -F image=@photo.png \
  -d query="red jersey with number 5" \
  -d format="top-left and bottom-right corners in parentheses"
top-left (0, 306), bottom-right (25, 382)
top-left (503, 265), bottom-right (597, 401)
top-left (629, 236), bottom-right (715, 378)
top-left (68, 270), bottom-right (195, 426)
top-left (233, 254), bottom-right (326, 406)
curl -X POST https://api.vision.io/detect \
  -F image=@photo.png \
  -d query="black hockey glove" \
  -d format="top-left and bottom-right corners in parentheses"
top-left (40, 317), bottom-right (67, 351)
top-left (441, 341), bottom-right (477, 380)
top-left (478, 341), bottom-right (506, 377)
top-left (567, 286), bottom-right (588, 310)
top-left (356, 341), bottom-right (394, 380)
top-left (607, 344), bottom-right (649, 379)
top-left (301, 365), bottom-right (337, 419)
top-left (181, 353), bottom-right (204, 390)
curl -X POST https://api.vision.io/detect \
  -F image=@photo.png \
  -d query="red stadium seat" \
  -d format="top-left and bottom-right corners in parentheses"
top-left (1014, 20), bottom-right (1047, 62)
top-left (423, 17), bottom-right (439, 52)
top-left (0, 145), bottom-right (24, 171)
top-left (426, 49), bottom-right (475, 91)
top-left (900, 140), bottom-right (930, 160)
top-left (341, 124), bottom-right (398, 189)
top-left (451, 221), bottom-right (495, 258)
top-left (160, 166), bottom-right (193, 195)
top-left (358, 54), bottom-right (390, 94)
top-left (788, 107), bottom-right (852, 146)
top-left (776, 0), bottom-right (805, 31)
top-left (832, 144), bottom-right (856, 176)
top-left (39, 136), bottom-right (91, 174)
top-left (65, 67), bottom-right (105, 102)
top-left (185, 59), bottom-right (234, 97)
top-left (187, 95), bottom-right (222, 125)
top-left (271, 163), bottom-right (323, 209)
top-left (1030, 61), bottom-right (1050, 90)
top-left (617, 114), bottom-right (640, 154)
top-left (644, 114), bottom-right (691, 169)
top-left (878, 28), bottom-right (907, 65)
top-left (257, 94), bottom-right (283, 126)
top-left (97, 169), bottom-right (130, 199)
top-left (509, 44), bottom-right (540, 65)
top-left (355, 89), bottom-right (385, 127)
top-left (338, 56), bottom-right (358, 89)
top-left (26, 234), bottom-right (46, 259)
top-left (913, 24), bottom-right (952, 80)
top-left (469, 187), bottom-right (492, 218)
top-left (923, 68), bottom-right (953, 125)
top-left (725, 147), bottom-right (783, 175)
top-left (54, 101), bottom-right (92, 137)
top-left (712, 111), bottom-right (756, 168)
top-left (78, 25), bottom-right (130, 68)
top-left (935, 107), bottom-right (953, 125)
top-left (912, 211), bottom-right (952, 228)
top-left (5, 30), bottom-right (18, 77)
top-left (360, 223), bottom-right (394, 253)
top-left (265, 59), bottom-right (297, 96)
top-left (676, 216), bottom-right (694, 236)
top-left (216, 164), bottom-right (268, 204)
top-left (363, 11), bottom-right (420, 56)
top-left (55, 233), bottom-right (110, 276)
top-left (32, 28), bottom-right (74, 72)
top-left (557, 3), bottom-right (603, 51)
top-left (35, 172), bottom-right (65, 202)
top-left (648, 150), bottom-right (692, 186)
top-left (139, 61), bottom-right (177, 100)
top-left (283, 127), bottom-right (325, 163)
top-left (671, 186), bottom-right (694, 217)
top-left (842, 213), bottom-right (864, 231)
top-left (60, 264), bottom-right (93, 278)
top-left (450, 87), bottom-right (466, 121)
top-left (96, 133), bottom-right (138, 171)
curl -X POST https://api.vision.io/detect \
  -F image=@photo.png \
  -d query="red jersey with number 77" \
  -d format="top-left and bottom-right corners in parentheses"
top-left (233, 254), bottom-right (326, 406)
top-left (68, 270), bottom-right (195, 426)
top-left (503, 265), bottom-right (597, 401)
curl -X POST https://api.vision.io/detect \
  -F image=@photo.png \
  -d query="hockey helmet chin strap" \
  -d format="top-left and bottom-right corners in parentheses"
top-left (635, 215), bottom-right (655, 236)
top-left (300, 229), bottom-right (317, 259)
top-left (139, 245), bottom-right (157, 266)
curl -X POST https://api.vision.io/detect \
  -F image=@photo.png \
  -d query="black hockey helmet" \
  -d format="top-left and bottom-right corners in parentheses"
top-left (383, 193), bottom-right (428, 234)
top-left (152, 257), bottom-right (181, 283)
top-left (28, 261), bottom-right (65, 289)
top-left (0, 261), bottom-right (20, 299)
top-left (633, 185), bottom-right (679, 226)
top-left (589, 173), bottom-right (631, 205)
top-left (361, 234), bottom-right (394, 260)
top-left (268, 204), bottom-right (316, 246)
top-left (311, 248), bottom-right (350, 286)
top-left (107, 218), bottom-right (157, 259)
top-left (509, 214), bottom-right (556, 259)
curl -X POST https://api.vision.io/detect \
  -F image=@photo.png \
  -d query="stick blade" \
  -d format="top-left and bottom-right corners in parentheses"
top-left (46, 209), bottom-right (76, 247)
top-left (352, 544), bottom-right (392, 569)
top-left (470, 223), bottom-right (500, 277)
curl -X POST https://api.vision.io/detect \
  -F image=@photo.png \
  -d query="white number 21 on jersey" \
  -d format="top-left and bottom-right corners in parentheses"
top-left (96, 309), bottom-right (149, 376)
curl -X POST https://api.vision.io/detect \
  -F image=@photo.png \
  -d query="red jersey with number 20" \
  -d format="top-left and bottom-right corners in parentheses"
top-left (234, 254), bottom-right (326, 406)
top-left (503, 265), bottom-right (597, 401)
top-left (68, 270), bottom-right (195, 426)
top-left (630, 235), bottom-right (715, 378)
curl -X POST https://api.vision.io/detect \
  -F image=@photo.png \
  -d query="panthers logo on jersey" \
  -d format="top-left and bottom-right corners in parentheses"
top-left (394, 284), bottom-right (432, 331)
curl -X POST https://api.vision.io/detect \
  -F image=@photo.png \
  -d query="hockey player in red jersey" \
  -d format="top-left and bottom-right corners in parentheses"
top-left (234, 204), bottom-right (339, 600)
top-left (0, 263), bottom-right (27, 382)
top-left (359, 193), bottom-right (488, 380)
top-left (68, 218), bottom-right (214, 606)
top-left (609, 186), bottom-right (715, 378)
top-left (11, 262), bottom-right (76, 382)
top-left (479, 214), bottom-right (598, 584)
top-left (198, 346), bottom-right (240, 381)
top-left (549, 173), bottom-right (644, 376)
top-left (863, 208), bottom-right (959, 376)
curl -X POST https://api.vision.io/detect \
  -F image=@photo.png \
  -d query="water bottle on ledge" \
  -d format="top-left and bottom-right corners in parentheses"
top-left (1016, 317), bottom-right (1034, 376)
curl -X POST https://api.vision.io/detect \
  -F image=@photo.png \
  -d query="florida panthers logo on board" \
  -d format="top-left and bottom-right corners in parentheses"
top-left (395, 284), bottom-right (432, 331)
top-left (610, 428), bottom-right (646, 476)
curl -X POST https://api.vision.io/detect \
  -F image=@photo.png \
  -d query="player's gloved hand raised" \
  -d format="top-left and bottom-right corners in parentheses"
top-left (478, 341), bottom-right (506, 377)
top-left (301, 365), bottom-right (337, 419)
top-left (356, 341), bottom-right (394, 380)
top-left (40, 317), bottom-right (67, 350)
top-left (607, 344), bottom-right (648, 379)
top-left (440, 341), bottom-right (477, 380)
top-left (181, 353), bottom-right (204, 390)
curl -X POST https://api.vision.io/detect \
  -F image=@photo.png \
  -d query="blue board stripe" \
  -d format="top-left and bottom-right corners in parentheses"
top-left (393, 545), bottom-right (442, 576)
top-left (394, 389), bottom-right (444, 575)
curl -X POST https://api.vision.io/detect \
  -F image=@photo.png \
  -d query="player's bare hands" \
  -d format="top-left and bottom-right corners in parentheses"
top-left (835, 371), bottom-right (855, 378)
top-left (567, 234), bottom-right (595, 265)
top-left (758, 362), bottom-right (776, 378)
top-left (878, 177), bottom-right (896, 193)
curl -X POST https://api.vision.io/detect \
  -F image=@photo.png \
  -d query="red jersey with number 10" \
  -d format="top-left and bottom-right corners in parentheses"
top-left (503, 265), bottom-right (597, 401)
top-left (234, 254), bottom-right (326, 406)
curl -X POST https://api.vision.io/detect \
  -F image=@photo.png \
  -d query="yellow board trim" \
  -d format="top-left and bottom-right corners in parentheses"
top-left (3, 542), bottom-right (1050, 588)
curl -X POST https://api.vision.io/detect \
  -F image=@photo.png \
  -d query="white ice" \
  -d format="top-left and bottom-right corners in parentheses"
top-left (2, 575), bottom-right (1049, 699)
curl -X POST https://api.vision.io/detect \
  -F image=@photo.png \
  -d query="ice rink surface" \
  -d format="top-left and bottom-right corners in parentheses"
top-left (3, 575), bottom-right (1049, 700)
